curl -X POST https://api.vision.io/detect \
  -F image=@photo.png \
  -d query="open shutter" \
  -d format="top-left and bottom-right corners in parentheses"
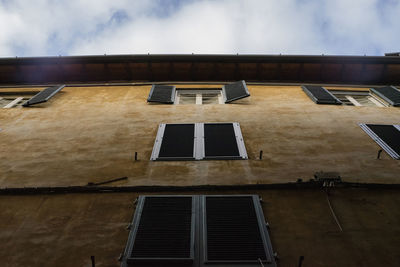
top-left (147, 85), bottom-right (176, 104)
top-left (202, 196), bottom-right (276, 266)
top-left (126, 196), bottom-right (194, 266)
top-left (22, 85), bottom-right (65, 106)
top-left (222, 80), bottom-right (250, 103)
top-left (301, 85), bottom-right (342, 105)
top-left (370, 86), bottom-right (400, 106)
top-left (360, 124), bottom-right (400, 159)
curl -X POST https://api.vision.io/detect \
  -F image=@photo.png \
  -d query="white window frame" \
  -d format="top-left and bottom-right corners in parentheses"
top-left (150, 122), bottom-right (248, 161)
top-left (174, 89), bottom-right (224, 105)
top-left (0, 96), bottom-right (28, 108)
top-left (328, 90), bottom-right (389, 107)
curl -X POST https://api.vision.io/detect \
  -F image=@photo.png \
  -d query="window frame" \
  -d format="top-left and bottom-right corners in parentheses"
top-left (150, 122), bottom-right (248, 161)
top-left (328, 89), bottom-right (389, 107)
top-left (0, 91), bottom-right (38, 108)
top-left (174, 88), bottom-right (224, 105)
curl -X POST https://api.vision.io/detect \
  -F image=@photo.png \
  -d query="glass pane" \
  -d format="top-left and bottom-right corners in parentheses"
top-left (331, 94), bottom-right (354, 106)
top-left (0, 98), bottom-right (15, 108)
top-left (179, 93), bottom-right (196, 104)
top-left (202, 94), bottom-right (219, 105)
top-left (351, 95), bottom-right (376, 107)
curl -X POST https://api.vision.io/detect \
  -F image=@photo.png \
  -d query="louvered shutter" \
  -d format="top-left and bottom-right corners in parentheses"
top-left (126, 196), bottom-right (194, 266)
top-left (202, 196), bottom-right (275, 266)
top-left (22, 85), bottom-right (65, 106)
top-left (360, 124), bottom-right (400, 159)
top-left (222, 80), bottom-right (250, 103)
top-left (147, 85), bottom-right (176, 104)
top-left (204, 123), bottom-right (241, 159)
top-left (151, 124), bottom-right (195, 160)
top-left (151, 123), bottom-right (247, 161)
top-left (301, 85), bottom-right (342, 105)
top-left (370, 86), bottom-right (400, 106)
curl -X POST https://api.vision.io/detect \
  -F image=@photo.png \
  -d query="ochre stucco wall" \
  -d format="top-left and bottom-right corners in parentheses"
top-left (1, 189), bottom-right (400, 267)
top-left (0, 84), bottom-right (399, 187)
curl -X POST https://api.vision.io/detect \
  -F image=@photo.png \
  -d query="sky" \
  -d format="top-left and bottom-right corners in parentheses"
top-left (0, 0), bottom-right (399, 57)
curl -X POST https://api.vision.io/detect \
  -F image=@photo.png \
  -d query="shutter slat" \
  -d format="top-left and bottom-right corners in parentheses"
top-left (23, 85), bottom-right (65, 106)
top-left (301, 85), bottom-right (342, 105)
top-left (147, 85), bottom-right (176, 103)
top-left (205, 196), bottom-right (271, 263)
top-left (370, 86), bottom-right (400, 106)
top-left (223, 80), bottom-right (250, 103)
top-left (128, 197), bottom-right (193, 266)
top-left (158, 124), bottom-right (195, 160)
top-left (204, 123), bottom-right (240, 159)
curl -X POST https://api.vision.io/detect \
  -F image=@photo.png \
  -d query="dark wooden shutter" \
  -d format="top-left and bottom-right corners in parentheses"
top-left (301, 85), bottom-right (342, 105)
top-left (22, 85), bottom-right (65, 106)
top-left (127, 196), bottom-right (194, 266)
top-left (204, 123), bottom-right (240, 159)
top-left (360, 124), bottom-right (400, 159)
top-left (147, 85), bottom-right (176, 104)
top-left (370, 86), bottom-right (400, 106)
top-left (158, 124), bottom-right (195, 160)
top-left (223, 80), bottom-right (250, 103)
top-left (204, 196), bottom-right (273, 264)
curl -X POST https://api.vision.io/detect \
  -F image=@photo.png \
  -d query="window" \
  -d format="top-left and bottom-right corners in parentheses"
top-left (121, 195), bottom-right (277, 267)
top-left (370, 86), bottom-right (400, 107)
top-left (0, 85), bottom-right (65, 108)
top-left (0, 93), bottom-right (33, 108)
top-left (302, 85), bottom-right (400, 107)
top-left (147, 80), bottom-right (250, 104)
top-left (360, 124), bottom-right (400, 159)
top-left (175, 89), bottom-right (223, 105)
top-left (150, 123), bottom-right (247, 161)
top-left (328, 90), bottom-right (388, 107)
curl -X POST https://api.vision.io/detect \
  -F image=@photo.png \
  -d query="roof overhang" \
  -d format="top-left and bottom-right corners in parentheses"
top-left (1, 54), bottom-right (400, 85)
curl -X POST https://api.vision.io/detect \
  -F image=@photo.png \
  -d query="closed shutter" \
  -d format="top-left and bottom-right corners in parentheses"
top-left (152, 124), bottom-right (195, 160)
top-left (147, 85), bottom-right (176, 104)
top-left (151, 123), bottom-right (247, 161)
top-left (222, 80), bottom-right (250, 103)
top-left (22, 85), bottom-right (65, 106)
top-left (360, 124), bottom-right (400, 159)
top-left (204, 123), bottom-right (241, 159)
top-left (127, 196), bottom-right (194, 266)
top-left (202, 196), bottom-right (275, 265)
top-left (123, 195), bottom-right (277, 267)
top-left (301, 85), bottom-right (342, 105)
top-left (370, 86), bottom-right (400, 106)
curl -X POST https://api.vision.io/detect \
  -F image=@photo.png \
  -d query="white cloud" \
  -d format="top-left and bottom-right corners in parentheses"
top-left (0, 0), bottom-right (399, 57)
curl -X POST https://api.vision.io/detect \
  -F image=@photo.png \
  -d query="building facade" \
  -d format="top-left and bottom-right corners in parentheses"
top-left (0, 54), bottom-right (400, 267)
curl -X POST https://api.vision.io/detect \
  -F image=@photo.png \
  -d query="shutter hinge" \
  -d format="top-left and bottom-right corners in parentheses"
top-left (274, 252), bottom-right (279, 260)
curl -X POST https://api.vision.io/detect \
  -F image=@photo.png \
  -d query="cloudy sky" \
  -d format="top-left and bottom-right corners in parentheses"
top-left (0, 0), bottom-right (399, 57)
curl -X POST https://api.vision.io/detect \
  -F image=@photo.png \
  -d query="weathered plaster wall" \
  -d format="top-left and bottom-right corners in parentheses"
top-left (1, 189), bottom-right (399, 267)
top-left (0, 84), bottom-right (399, 187)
